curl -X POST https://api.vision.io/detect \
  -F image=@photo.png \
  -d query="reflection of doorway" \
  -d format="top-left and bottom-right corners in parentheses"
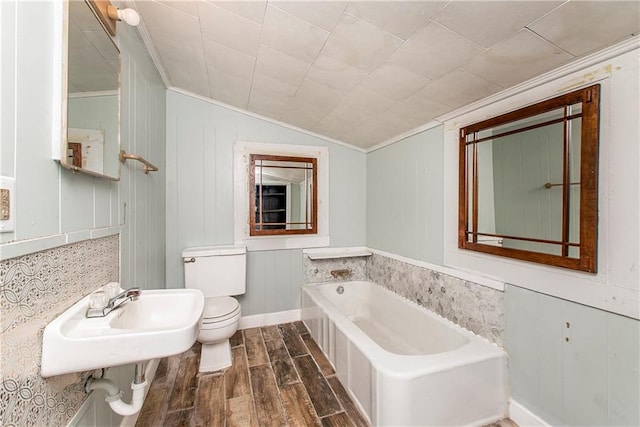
top-left (68, 142), bottom-right (82, 168)
top-left (255, 185), bottom-right (287, 230)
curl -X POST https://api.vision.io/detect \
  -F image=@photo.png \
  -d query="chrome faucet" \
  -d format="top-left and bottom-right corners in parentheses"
top-left (86, 287), bottom-right (141, 318)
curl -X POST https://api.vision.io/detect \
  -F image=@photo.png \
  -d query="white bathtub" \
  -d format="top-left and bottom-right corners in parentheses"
top-left (302, 280), bottom-right (508, 426)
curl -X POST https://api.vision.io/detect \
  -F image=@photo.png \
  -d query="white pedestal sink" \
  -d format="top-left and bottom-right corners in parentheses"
top-left (41, 286), bottom-right (204, 377)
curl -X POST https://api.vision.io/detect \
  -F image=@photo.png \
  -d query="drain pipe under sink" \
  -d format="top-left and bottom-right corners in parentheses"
top-left (84, 362), bottom-right (148, 416)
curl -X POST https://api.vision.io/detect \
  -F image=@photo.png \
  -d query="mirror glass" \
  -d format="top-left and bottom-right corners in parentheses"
top-left (459, 85), bottom-right (600, 272)
top-left (250, 155), bottom-right (317, 235)
top-left (62, 0), bottom-right (120, 180)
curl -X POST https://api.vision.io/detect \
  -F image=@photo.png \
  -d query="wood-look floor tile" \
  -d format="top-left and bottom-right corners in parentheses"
top-left (279, 323), bottom-right (308, 357)
top-left (153, 353), bottom-right (181, 388)
top-left (192, 374), bottom-right (225, 427)
top-left (135, 385), bottom-right (169, 427)
top-left (244, 327), bottom-right (270, 366)
top-left (293, 321), bottom-right (309, 335)
top-left (327, 377), bottom-right (369, 427)
top-left (250, 364), bottom-right (287, 427)
top-left (163, 409), bottom-right (192, 427)
top-left (294, 355), bottom-right (342, 417)
top-left (261, 325), bottom-right (282, 341)
top-left (138, 323), bottom-right (371, 427)
top-left (167, 353), bottom-right (199, 411)
top-left (280, 382), bottom-right (322, 427)
top-left (184, 341), bottom-right (202, 358)
top-left (484, 419), bottom-right (519, 427)
top-left (321, 412), bottom-right (353, 427)
top-left (265, 339), bottom-right (300, 386)
top-left (227, 395), bottom-right (258, 427)
top-left (225, 346), bottom-right (251, 399)
top-left (230, 329), bottom-right (244, 347)
top-left (302, 334), bottom-right (335, 377)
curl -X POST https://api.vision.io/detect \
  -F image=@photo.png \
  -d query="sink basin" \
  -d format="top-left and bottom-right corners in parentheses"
top-left (41, 286), bottom-right (204, 377)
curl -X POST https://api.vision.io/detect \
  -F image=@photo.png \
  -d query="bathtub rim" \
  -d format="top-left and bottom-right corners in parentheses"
top-left (303, 280), bottom-right (506, 380)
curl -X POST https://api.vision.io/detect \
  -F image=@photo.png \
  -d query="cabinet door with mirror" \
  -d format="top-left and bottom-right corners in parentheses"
top-left (58, 0), bottom-right (121, 180)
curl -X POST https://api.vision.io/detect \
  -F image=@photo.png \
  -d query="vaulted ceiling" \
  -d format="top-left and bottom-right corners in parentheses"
top-left (132, 0), bottom-right (640, 149)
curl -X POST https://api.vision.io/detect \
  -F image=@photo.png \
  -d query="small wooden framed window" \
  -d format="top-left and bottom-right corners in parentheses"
top-left (250, 154), bottom-right (317, 236)
top-left (459, 85), bottom-right (600, 272)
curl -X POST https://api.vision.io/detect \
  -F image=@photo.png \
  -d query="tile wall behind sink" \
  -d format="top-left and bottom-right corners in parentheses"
top-left (0, 235), bottom-right (119, 426)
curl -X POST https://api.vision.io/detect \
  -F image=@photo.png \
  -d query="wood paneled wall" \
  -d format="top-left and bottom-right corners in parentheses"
top-left (165, 91), bottom-right (366, 315)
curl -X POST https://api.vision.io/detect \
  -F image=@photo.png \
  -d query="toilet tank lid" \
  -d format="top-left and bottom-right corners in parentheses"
top-left (182, 245), bottom-right (246, 258)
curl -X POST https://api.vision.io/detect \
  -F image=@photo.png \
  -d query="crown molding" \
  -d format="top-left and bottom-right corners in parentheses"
top-left (366, 36), bottom-right (640, 153)
top-left (366, 120), bottom-right (442, 153)
top-left (437, 35), bottom-right (640, 123)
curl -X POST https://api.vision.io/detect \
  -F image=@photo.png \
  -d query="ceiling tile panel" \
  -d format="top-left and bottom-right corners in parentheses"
top-left (280, 105), bottom-right (328, 130)
top-left (198, 2), bottom-right (262, 57)
top-left (137, 2), bottom-right (209, 95)
top-left (383, 91), bottom-right (451, 127)
top-left (261, 5), bottom-right (331, 64)
top-left (463, 29), bottom-right (574, 88)
top-left (321, 13), bottom-right (403, 71)
top-left (254, 45), bottom-right (310, 87)
top-left (270, 1), bottom-right (349, 32)
top-left (133, 0), bottom-right (640, 149)
top-left (338, 86), bottom-right (396, 117)
top-left (529, 1), bottom-right (640, 56)
top-left (346, 1), bottom-right (448, 40)
top-left (306, 54), bottom-right (368, 91)
top-left (360, 62), bottom-right (431, 101)
top-left (387, 21), bottom-right (485, 80)
top-left (341, 116), bottom-right (403, 148)
top-left (251, 72), bottom-right (298, 98)
top-left (203, 39), bottom-right (256, 80)
top-left (311, 117), bottom-right (352, 141)
top-left (292, 78), bottom-right (344, 113)
top-left (312, 103), bottom-right (373, 138)
top-left (433, 1), bottom-right (565, 48)
top-left (422, 69), bottom-right (502, 109)
top-left (153, 0), bottom-right (199, 17)
top-left (210, 70), bottom-right (252, 109)
top-left (248, 89), bottom-right (290, 120)
top-left (209, 0), bottom-right (267, 24)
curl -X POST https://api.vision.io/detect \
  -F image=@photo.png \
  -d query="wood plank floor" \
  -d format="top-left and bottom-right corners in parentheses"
top-left (136, 321), bottom-right (369, 427)
top-left (135, 321), bottom-right (518, 427)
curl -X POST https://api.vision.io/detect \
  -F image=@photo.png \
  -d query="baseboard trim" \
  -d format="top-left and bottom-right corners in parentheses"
top-left (239, 309), bottom-right (301, 329)
top-left (509, 399), bottom-right (551, 427)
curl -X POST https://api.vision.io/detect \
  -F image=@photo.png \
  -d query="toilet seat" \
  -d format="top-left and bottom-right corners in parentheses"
top-left (201, 297), bottom-right (240, 327)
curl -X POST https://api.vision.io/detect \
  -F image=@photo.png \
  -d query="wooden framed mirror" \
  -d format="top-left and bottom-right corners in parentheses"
top-left (249, 154), bottom-right (318, 236)
top-left (458, 84), bottom-right (600, 272)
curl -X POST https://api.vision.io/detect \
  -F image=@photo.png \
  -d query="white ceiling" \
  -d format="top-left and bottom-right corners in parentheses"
top-left (131, 0), bottom-right (640, 149)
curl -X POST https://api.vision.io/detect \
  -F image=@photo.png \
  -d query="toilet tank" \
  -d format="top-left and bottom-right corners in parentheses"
top-left (182, 245), bottom-right (246, 297)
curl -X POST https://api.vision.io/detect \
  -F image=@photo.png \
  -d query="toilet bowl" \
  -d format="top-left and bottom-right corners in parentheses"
top-left (182, 245), bottom-right (246, 373)
top-left (197, 296), bottom-right (241, 371)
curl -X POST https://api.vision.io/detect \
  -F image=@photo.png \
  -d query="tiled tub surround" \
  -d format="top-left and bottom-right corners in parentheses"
top-left (366, 253), bottom-right (505, 347)
top-left (0, 235), bottom-right (119, 426)
top-left (303, 255), bottom-right (368, 284)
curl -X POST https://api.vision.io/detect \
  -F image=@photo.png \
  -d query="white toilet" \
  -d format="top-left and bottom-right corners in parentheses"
top-left (182, 245), bottom-right (246, 372)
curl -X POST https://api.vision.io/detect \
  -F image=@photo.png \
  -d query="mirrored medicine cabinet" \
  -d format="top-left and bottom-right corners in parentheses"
top-left (57, 0), bottom-right (121, 180)
top-left (458, 85), bottom-right (600, 273)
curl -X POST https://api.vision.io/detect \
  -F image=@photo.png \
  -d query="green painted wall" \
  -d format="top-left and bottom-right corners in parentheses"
top-left (165, 91), bottom-right (366, 315)
top-left (366, 125), bottom-right (444, 264)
